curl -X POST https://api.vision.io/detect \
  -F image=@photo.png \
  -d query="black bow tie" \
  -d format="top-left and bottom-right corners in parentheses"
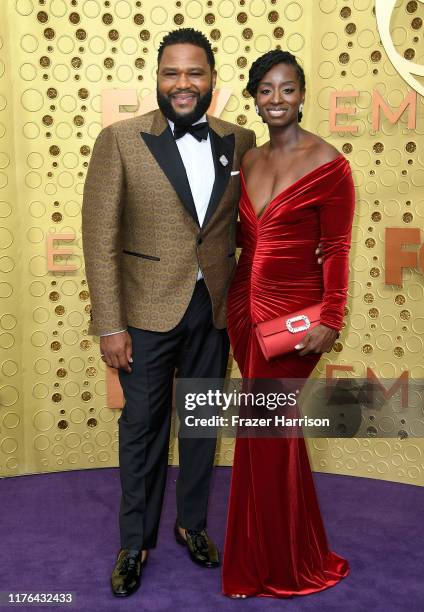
top-left (173, 122), bottom-right (209, 142)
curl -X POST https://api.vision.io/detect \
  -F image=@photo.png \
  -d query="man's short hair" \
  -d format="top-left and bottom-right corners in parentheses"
top-left (157, 28), bottom-right (215, 70)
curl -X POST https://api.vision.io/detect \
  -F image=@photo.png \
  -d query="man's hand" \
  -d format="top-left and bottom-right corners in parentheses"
top-left (295, 324), bottom-right (338, 356)
top-left (316, 242), bottom-right (323, 264)
top-left (100, 331), bottom-right (133, 373)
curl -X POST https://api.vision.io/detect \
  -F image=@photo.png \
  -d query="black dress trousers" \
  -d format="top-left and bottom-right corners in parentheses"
top-left (117, 279), bottom-right (230, 550)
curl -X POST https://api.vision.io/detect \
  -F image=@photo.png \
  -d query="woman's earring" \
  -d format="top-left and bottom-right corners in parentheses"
top-left (255, 104), bottom-right (260, 115)
top-left (298, 102), bottom-right (304, 123)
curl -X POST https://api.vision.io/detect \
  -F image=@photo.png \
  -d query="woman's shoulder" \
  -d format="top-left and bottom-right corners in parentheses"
top-left (303, 134), bottom-right (341, 166)
top-left (300, 135), bottom-right (352, 194)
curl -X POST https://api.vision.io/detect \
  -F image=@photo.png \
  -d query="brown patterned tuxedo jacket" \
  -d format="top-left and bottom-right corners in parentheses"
top-left (82, 109), bottom-right (256, 335)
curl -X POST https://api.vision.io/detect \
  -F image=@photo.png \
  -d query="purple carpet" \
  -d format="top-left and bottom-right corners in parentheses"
top-left (1, 466), bottom-right (423, 611)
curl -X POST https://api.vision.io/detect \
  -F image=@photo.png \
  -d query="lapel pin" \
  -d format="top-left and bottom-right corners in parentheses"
top-left (219, 155), bottom-right (229, 167)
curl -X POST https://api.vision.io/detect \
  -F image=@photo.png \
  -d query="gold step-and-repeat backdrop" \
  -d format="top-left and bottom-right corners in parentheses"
top-left (1, 0), bottom-right (423, 484)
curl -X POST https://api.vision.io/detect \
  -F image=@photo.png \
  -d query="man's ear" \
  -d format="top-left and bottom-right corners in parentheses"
top-left (212, 70), bottom-right (217, 90)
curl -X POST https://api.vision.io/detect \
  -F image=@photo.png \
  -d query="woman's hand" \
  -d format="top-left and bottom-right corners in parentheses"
top-left (295, 324), bottom-right (338, 356)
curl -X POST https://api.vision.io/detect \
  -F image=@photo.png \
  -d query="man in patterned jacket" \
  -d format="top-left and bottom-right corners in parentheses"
top-left (82, 28), bottom-right (255, 598)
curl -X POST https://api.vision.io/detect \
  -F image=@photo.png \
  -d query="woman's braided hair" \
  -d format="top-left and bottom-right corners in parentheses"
top-left (247, 50), bottom-right (306, 122)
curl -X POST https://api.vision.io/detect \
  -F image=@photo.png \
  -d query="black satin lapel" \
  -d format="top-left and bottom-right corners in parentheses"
top-left (140, 128), bottom-right (199, 226)
top-left (202, 129), bottom-right (235, 228)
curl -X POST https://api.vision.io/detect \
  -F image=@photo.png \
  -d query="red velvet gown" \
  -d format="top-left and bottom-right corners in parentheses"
top-left (222, 154), bottom-right (355, 598)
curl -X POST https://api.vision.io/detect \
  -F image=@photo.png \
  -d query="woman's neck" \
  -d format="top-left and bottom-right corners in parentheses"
top-left (267, 122), bottom-right (303, 153)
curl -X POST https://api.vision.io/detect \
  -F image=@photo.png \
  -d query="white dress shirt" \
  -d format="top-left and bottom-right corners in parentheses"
top-left (101, 115), bottom-right (215, 336)
top-left (167, 115), bottom-right (215, 234)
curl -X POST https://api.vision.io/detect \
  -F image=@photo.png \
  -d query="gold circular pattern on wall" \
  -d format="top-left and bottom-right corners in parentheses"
top-left (186, 1), bottom-right (203, 19)
top-left (395, 295), bottom-right (406, 306)
top-left (108, 29), bottom-right (119, 41)
top-left (75, 29), bottom-right (87, 41)
top-left (44, 28), bottom-right (55, 40)
top-left (49, 145), bottom-right (60, 156)
top-left (134, 13), bottom-right (145, 26)
top-left (102, 13), bottom-right (113, 27)
top-left (80, 145), bottom-right (91, 156)
top-left (69, 12), bottom-right (81, 25)
top-left (213, 2), bottom-right (229, 17)
top-left (404, 48), bottom-right (415, 60)
top-left (373, 142), bottom-right (384, 153)
top-left (0, 0), bottom-right (422, 483)
top-left (71, 57), bottom-right (82, 69)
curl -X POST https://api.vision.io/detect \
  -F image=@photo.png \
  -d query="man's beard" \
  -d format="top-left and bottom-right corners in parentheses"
top-left (156, 87), bottom-right (213, 127)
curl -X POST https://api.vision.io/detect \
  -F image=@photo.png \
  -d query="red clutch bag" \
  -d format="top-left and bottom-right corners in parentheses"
top-left (255, 303), bottom-right (322, 361)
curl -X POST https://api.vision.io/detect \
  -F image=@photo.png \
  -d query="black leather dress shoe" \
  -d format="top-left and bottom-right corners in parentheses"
top-left (110, 549), bottom-right (147, 597)
top-left (174, 520), bottom-right (220, 568)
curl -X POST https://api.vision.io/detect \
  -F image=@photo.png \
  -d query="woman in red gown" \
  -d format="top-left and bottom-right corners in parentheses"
top-left (222, 50), bottom-right (355, 598)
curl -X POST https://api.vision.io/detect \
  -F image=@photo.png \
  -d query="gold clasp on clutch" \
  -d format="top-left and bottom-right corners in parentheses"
top-left (286, 315), bottom-right (311, 333)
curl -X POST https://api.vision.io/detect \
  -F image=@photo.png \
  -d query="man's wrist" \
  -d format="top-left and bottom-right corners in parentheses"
top-left (100, 329), bottom-right (127, 337)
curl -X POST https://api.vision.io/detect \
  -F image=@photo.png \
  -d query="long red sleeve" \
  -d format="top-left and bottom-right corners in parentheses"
top-left (318, 163), bottom-right (355, 331)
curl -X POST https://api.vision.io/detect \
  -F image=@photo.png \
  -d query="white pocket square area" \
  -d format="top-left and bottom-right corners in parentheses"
top-left (231, 170), bottom-right (240, 176)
